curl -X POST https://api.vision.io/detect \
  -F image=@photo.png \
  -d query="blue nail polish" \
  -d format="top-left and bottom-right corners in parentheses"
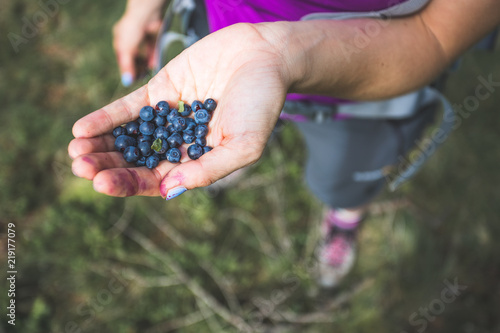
top-left (165, 186), bottom-right (187, 201)
top-left (121, 72), bottom-right (133, 87)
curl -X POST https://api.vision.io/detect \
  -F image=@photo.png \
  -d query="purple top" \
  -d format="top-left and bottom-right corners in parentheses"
top-left (204, 0), bottom-right (406, 105)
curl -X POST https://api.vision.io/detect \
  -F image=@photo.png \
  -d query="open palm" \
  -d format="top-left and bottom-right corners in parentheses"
top-left (69, 23), bottom-right (289, 198)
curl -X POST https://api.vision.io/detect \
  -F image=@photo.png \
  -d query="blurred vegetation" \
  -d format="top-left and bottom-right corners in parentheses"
top-left (1, 1), bottom-right (499, 332)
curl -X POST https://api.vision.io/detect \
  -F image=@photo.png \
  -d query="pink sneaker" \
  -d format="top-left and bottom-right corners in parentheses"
top-left (317, 209), bottom-right (362, 288)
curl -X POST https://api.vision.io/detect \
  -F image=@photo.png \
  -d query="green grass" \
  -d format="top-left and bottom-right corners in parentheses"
top-left (1, 1), bottom-right (500, 332)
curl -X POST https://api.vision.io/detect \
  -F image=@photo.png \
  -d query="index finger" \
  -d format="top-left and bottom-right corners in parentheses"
top-left (72, 85), bottom-right (150, 138)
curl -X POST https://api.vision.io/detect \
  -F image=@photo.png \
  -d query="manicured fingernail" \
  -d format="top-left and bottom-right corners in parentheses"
top-left (165, 186), bottom-right (187, 201)
top-left (121, 72), bottom-right (133, 87)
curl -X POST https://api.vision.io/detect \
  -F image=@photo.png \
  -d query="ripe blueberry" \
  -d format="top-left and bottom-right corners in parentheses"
top-left (123, 146), bottom-right (141, 163)
top-left (113, 126), bottom-right (126, 138)
top-left (138, 141), bottom-right (153, 157)
top-left (115, 135), bottom-right (137, 152)
top-left (154, 127), bottom-right (169, 140)
top-left (187, 143), bottom-right (204, 160)
top-left (154, 138), bottom-right (169, 154)
top-left (203, 146), bottom-right (212, 154)
top-left (156, 101), bottom-right (170, 116)
top-left (139, 121), bottom-right (155, 135)
top-left (191, 100), bottom-right (203, 112)
top-left (153, 115), bottom-right (167, 127)
top-left (172, 117), bottom-right (187, 132)
top-left (203, 98), bottom-right (217, 112)
top-left (194, 124), bottom-right (208, 138)
top-left (166, 148), bottom-right (181, 163)
top-left (146, 155), bottom-right (160, 169)
top-left (125, 121), bottom-right (140, 135)
top-left (194, 109), bottom-right (211, 124)
top-left (139, 106), bottom-right (155, 121)
top-left (166, 132), bottom-right (183, 148)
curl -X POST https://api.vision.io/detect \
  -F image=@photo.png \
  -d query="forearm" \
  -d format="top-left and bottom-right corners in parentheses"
top-left (258, 1), bottom-right (500, 100)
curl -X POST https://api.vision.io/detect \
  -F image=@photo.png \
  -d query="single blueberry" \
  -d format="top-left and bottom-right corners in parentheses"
top-left (139, 121), bottom-right (155, 135)
top-left (195, 137), bottom-right (206, 146)
top-left (113, 126), bottom-right (126, 138)
top-left (156, 101), bottom-right (170, 116)
top-left (138, 141), bottom-right (153, 157)
top-left (123, 146), bottom-right (141, 163)
top-left (153, 115), bottom-right (167, 127)
top-left (137, 134), bottom-right (153, 144)
top-left (167, 109), bottom-right (180, 123)
top-left (135, 156), bottom-right (147, 167)
top-left (172, 117), bottom-right (187, 132)
top-left (166, 148), bottom-right (181, 163)
top-left (166, 132), bottom-right (183, 148)
top-left (203, 146), bottom-right (213, 154)
top-left (183, 130), bottom-right (195, 144)
top-left (154, 138), bottom-right (169, 154)
top-left (194, 109), bottom-right (211, 124)
top-left (114, 135), bottom-right (137, 152)
top-left (180, 104), bottom-right (192, 117)
top-left (140, 106), bottom-right (155, 121)
top-left (154, 127), bottom-right (170, 140)
top-left (187, 144), bottom-right (204, 160)
top-left (191, 100), bottom-right (203, 112)
top-left (194, 124), bottom-right (208, 138)
top-left (185, 117), bottom-right (196, 131)
top-left (146, 155), bottom-right (160, 169)
top-left (203, 98), bottom-right (217, 112)
top-left (125, 121), bottom-right (140, 135)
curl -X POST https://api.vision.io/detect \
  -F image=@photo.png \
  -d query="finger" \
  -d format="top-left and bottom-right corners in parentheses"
top-left (72, 85), bottom-right (149, 138)
top-left (159, 139), bottom-right (262, 200)
top-left (72, 152), bottom-right (132, 180)
top-left (93, 161), bottom-right (177, 197)
top-left (115, 44), bottom-right (137, 86)
top-left (68, 135), bottom-right (116, 159)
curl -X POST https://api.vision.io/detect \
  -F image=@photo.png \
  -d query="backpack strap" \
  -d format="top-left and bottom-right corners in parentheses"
top-left (301, 0), bottom-right (431, 21)
top-left (387, 87), bottom-right (455, 191)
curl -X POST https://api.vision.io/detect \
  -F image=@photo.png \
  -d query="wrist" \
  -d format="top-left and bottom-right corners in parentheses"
top-left (254, 22), bottom-right (306, 93)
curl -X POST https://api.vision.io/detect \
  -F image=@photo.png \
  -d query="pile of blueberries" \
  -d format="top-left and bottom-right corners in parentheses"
top-left (113, 98), bottom-right (216, 169)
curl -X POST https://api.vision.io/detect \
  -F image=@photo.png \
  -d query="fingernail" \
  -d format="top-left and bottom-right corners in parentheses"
top-left (121, 72), bottom-right (133, 87)
top-left (165, 186), bottom-right (187, 201)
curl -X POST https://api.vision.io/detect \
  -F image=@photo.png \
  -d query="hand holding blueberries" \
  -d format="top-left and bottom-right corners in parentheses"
top-left (69, 24), bottom-right (288, 199)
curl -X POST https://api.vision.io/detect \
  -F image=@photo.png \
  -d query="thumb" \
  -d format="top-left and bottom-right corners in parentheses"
top-left (159, 142), bottom-right (262, 200)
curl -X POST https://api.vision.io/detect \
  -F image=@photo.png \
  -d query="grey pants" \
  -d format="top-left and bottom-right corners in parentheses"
top-left (291, 105), bottom-right (436, 209)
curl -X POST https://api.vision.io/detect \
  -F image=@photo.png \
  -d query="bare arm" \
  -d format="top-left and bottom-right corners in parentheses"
top-left (260, 0), bottom-right (500, 100)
